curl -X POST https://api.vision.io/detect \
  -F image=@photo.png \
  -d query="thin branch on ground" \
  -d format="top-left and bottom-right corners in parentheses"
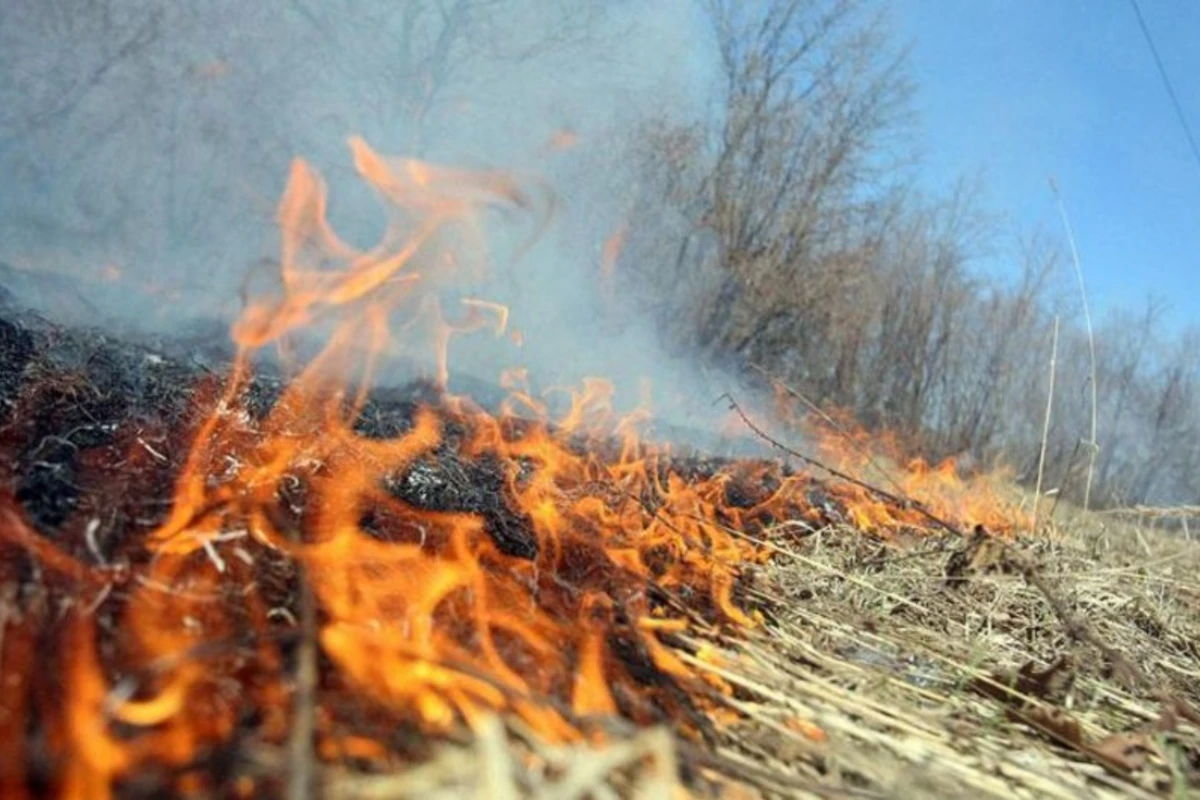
top-left (720, 393), bottom-right (962, 536)
top-left (748, 361), bottom-right (914, 502)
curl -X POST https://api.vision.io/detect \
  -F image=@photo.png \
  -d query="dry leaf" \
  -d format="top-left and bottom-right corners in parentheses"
top-left (1087, 732), bottom-right (1154, 772)
top-left (972, 655), bottom-right (1075, 705)
top-left (944, 525), bottom-right (1012, 587)
top-left (973, 656), bottom-right (1097, 762)
top-left (1014, 655), bottom-right (1076, 700)
top-left (973, 657), bottom-right (1162, 775)
top-left (1167, 697), bottom-right (1200, 728)
top-left (1014, 704), bottom-right (1084, 748)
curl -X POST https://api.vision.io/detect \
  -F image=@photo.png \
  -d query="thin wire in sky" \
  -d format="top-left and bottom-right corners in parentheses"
top-left (1127, 0), bottom-right (1200, 175)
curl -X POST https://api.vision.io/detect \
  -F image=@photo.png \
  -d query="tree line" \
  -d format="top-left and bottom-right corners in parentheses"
top-left (618, 0), bottom-right (1199, 509)
top-left (2, 0), bottom-right (1195, 509)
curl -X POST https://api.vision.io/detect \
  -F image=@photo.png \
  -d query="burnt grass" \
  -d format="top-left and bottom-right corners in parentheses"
top-left (0, 307), bottom-right (860, 794)
top-left (4, 308), bottom-right (1199, 799)
top-left (0, 308), bottom-right (848, 562)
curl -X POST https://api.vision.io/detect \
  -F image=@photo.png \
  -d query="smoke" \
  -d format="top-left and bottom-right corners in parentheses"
top-left (1, 0), bottom-right (763, 445)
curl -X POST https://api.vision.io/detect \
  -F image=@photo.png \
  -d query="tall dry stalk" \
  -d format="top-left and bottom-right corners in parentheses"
top-left (1049, 177), bottom-right (1099, 510)
top-left (1034, 315), bottom-right (1060, 529)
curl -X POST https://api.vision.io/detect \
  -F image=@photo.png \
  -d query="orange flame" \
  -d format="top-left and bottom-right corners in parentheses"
top-left (800, 405), bottom-right (1029, 534)
top-left (601, 222), bottom-right (627, 282)
top-left (0, 136), bottom-right (1024, 796)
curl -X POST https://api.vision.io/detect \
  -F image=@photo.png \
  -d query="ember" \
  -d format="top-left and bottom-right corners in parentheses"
top-left (0, 138), bottom-right (1019, 797)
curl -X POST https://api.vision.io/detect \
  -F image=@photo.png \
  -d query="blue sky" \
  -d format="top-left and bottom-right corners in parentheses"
top-left (890, 0), bottom-right (1200, 330)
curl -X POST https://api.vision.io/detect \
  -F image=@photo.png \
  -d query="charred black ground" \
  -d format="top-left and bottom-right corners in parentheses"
top-left (2, 307), bottom-right (1199, 800)
top-left (0, 308), bottom-right (868, 558)
top-left (0, 307), bottom-right (833, 795)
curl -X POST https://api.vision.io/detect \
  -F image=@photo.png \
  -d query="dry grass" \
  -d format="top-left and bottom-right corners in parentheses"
top-left (246, 715), bottom-right (684, 799)
top-left (699, 514), bottom-right (1200, 798)
top-left (310, 506), bottom-right (1200, 799)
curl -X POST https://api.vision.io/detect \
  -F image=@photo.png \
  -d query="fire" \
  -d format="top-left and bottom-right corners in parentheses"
top-left (798, 405), bottom-right (1029, 535)
top-left (600, 222), bottom-right (627, 283)
top-left (0, 136), bottom-right (1023, 796)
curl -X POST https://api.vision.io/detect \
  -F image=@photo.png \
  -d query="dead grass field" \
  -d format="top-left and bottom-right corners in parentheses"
top-left (313, 506), bottom-right (1200, 799)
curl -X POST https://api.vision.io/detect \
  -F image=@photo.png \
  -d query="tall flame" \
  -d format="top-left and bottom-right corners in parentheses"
top-left (0, 137), bottom-right (1022, 797)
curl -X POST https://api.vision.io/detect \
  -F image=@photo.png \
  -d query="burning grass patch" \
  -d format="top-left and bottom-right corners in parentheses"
top-left (1, 137), bottom-right (1197, 799)
top-left (0, 309), bottom-right (867, 796)
top-left (4, 312), bottom-right (1198, 799)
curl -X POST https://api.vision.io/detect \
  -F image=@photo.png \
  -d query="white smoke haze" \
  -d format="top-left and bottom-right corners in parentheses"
top-left (0, 0), bottom-right (770, 447)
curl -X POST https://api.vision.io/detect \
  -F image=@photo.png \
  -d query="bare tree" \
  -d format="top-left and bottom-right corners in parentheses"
top-left (1091, 302), bottom-right (1160, 493)
top-left (626, 0), bottom-right (912, 364)
top-left (277, 0), bottom-right (605, 154)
